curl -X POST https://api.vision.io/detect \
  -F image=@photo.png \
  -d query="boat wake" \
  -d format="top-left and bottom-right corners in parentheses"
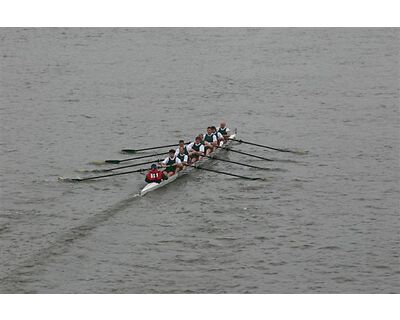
top-left (0, 193), bottom-right (141, 291)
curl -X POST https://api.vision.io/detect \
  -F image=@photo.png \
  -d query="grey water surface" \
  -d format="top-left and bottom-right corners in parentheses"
top-left (0, 28), bottom-right (399, 293)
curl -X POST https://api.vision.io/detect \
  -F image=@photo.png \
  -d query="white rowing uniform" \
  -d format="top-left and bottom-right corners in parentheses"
top-left (214, 131), bottom-right (224, 140)
top-left (174, 145), bottom-right (189, 157)
top-left (187, 142), bottom-right (205, 153)
top-left (217, 126), bottom-right (230, 136)
top-left (162, 156), bottom-right (182, 165)
top-left (203, 133), bottom-right (217, 144)
top-left (176, 153), bottom-right (189, 164)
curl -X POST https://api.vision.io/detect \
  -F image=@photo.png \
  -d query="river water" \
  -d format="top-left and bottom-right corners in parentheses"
top-left (0, 28), bottom-right (398, 293)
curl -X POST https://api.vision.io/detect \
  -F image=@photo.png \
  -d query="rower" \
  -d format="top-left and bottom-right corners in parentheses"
top-left (174, 139), bottom-right (189, 158)
top-left (161, 149), bottom-right (182, 176)
top-left (145, 164), bottom-right (167, 183)
top-left (187, 136), bottom-right (205, 163)
top-left (198, 133), bottom-right (204, 143)
top-left (203, 126), bottom-right (217, 155)
top-left (217, 121), bottom-right (231, 140)
top-left (211, 126), bottom-right (224, 145)
top-left (176, 146), bottom-right (189, 170)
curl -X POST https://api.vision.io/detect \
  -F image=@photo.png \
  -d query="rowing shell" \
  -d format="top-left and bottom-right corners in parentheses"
top-left (139, 130), bottom-right (237, 196)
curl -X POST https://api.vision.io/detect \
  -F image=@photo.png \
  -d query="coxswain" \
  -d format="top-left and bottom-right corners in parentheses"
top-left (187, 136), bottom-right (205, 163)
top-left (211, 126), bottom-right (224, 145)
top-left (145, 164), bottom-right (166, 184)
top-left (176, 146), bottom-right (189, 170)
top-left (161, 149), bottom-right (182, 176)
top-left (174, 139), bottom-right (189, 157)
top-left (203, 126), bottom-right (217, 155)
top-left (217, 121), bottom-right (231, 140)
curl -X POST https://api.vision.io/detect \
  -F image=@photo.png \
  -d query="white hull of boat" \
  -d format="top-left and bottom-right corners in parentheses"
top-left (139, 131), bottom-right (237, 196)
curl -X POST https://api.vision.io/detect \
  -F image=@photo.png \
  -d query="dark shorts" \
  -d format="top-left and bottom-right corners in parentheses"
top-left (145, 178), bottom-right (162, 184)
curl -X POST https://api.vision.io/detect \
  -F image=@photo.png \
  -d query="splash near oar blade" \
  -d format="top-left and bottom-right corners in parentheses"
top-left (89, 160), bottom-right (107, 165)
top-left (288, 149), bottom-right (309, 155)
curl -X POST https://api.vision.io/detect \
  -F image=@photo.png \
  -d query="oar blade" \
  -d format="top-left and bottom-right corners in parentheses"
top-left (58, 176), bottom-right (82, 182)
top-left (105, 160), bottom-right (121, 164)
top-left (269, 147), bottom-right (308, 154)
top-left (121, 149), bottom-right (137, 154)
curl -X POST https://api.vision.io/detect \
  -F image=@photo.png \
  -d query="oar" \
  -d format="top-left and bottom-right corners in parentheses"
top-left (229, 138), bottom-right (306, 154)
top-left (204, 155), bottom-right (271, 170)
top-left (68, 168), bottom-right (149, 182)
top-left (121, 141), bottom-right (191, 154)
top-left (217, 146), bottom-right (274, 161)
top-left (90, 152), bottom-right (168, 165)
top-left (190, 165), bottom-right (263, 181)
top-left (81, 159), bottom-right (162, 173)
